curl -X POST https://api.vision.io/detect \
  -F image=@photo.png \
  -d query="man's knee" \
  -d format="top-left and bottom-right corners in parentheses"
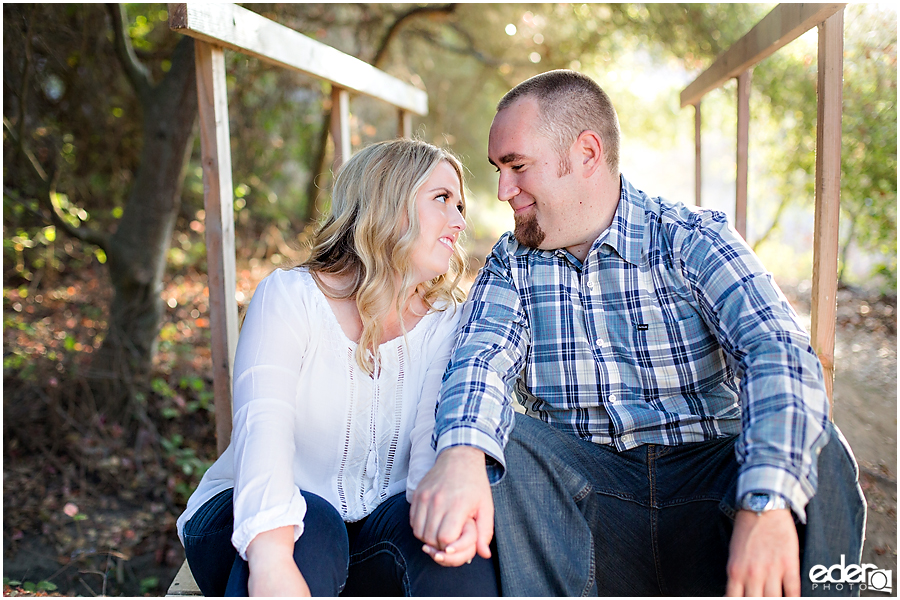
top-left (818, 422), bottom-right (860, 481)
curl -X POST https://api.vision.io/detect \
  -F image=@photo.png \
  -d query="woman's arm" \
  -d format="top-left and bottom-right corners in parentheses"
top-left (230, 271), bottom-right (313, 588)
top-left (246, 527), bottom-right (311, 597)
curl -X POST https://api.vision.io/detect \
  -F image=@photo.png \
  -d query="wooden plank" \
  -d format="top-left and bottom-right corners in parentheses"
top-left (399, 109), bottom-right (413, 139)
top-left (165, 560), bottom-right (202, 596)
top-left (681, 3), bottom-right (846, 107)
top-left (169, 3), bottom-right (428, 116)
top-left (331, 87), bottom-right (351, 174)
top-left (694, 102), bottom-right (702, 207)
top-left (735, 71), bottom-right (751, 239)
top-left (195, 41), bottom-right (239, 456)
top-left (810, 9), bottom-right (844, 411)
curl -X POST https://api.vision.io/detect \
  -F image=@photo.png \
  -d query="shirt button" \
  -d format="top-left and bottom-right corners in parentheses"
top-left (587, 280), bottom-right (595, 290)
top-left (608, 394), bottom-right (617, 402)
top-left (621, 434), bottom-right (633, 445)
top-left (595, 338), bottom-right (606, 348)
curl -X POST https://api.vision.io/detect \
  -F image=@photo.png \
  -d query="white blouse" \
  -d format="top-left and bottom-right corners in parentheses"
top-left (176, 267), bottom-right (461, 560)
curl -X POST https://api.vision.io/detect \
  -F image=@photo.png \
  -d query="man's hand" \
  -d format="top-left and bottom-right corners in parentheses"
top-left (246, 527), bottom-right (311, 597)
top-left (726, 509), bottom-right (800, 597)
top-left (410, 446), bottom-right (494, 564)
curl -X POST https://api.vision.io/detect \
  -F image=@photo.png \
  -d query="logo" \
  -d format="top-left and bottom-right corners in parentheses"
top-left (809, 555), bottom-right (892, 594)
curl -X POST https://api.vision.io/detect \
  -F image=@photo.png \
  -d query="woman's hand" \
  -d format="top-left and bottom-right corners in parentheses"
top-left (421, 518), bottom-right (480, 567)
top-left (246, 527), bottom-right (311, 597)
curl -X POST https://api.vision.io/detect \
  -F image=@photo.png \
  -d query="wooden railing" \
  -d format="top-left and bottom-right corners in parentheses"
top-left (168, 3), bottom-right (429, 454)
top-left (680, 3), bottom-right (846, 408)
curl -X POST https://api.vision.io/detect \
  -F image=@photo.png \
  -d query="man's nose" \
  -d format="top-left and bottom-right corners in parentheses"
top-left (498, 172), bottom-right (520, 202)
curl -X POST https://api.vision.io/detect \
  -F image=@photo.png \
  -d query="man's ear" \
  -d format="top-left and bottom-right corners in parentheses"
top-left (575, 130), bottom-right (604, 177)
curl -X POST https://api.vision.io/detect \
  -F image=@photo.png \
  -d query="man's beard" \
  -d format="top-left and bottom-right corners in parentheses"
top-left (513, 211), bottom-right (546, 248)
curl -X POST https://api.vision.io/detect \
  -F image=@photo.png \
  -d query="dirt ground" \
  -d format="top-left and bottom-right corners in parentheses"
top-left (819, 287), bottom-right (897, 596)
top-left (3, 275), bottom-right (896, 596)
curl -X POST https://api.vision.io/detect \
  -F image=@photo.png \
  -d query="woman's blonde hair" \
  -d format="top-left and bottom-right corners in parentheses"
top-left (300, 138), bottom-right (468, 375)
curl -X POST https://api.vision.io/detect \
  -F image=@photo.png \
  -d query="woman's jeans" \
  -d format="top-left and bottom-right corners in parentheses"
top-left (492, 414), bottom-right (867, 596)
top-left (182, 489), bottom-right (498, 597)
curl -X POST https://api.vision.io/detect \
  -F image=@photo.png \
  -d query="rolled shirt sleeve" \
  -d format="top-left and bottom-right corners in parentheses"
top-left (434, 248), bottom-right (529, 482)
top-left (676, 211), bottom-right (829, 521)
top-left (230, 271), bottom-right (310, 559)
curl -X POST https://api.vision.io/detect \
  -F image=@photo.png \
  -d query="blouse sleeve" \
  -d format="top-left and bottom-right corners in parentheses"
top-left (406, 304), bottom-right (462, 501)
top-left (230, 269), bottom-right (310, 560)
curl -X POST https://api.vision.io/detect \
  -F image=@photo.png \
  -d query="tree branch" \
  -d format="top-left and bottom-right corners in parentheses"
top-left (3, 118), bottom-right (111, 251)
top-left (371, 4), bottom-right (457, 68)
top-left (409, 28), bottom-right (501, 68)
top-left (106, 3), bottom-right (153, 97)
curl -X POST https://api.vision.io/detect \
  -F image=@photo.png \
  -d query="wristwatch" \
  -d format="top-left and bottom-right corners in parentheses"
top-left (740, 492), bottom-right (788, 516)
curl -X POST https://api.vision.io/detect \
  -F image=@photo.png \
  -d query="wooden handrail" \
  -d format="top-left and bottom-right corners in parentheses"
top-left (168, 3), bottom-right (428, 116)
top-left (680, 3), bottom-right (845, 108)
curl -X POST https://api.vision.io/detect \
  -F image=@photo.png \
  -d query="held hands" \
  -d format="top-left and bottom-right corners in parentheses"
top-left (410, 446), bottom-right (494, 567)
top-left (246, 526), bottom-right (311, 597)
top-left (726, 509), bottom-right (800, 597)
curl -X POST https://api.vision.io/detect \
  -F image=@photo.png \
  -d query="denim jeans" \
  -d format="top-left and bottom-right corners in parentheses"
top-left (182, 489), bottom-right (498, 597)
top-left (491, 413), bottom-right (866, 596)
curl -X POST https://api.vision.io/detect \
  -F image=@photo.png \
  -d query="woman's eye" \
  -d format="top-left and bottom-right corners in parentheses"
top-left (435, 194), bottom-right (449, 203)
top-left (456, 203), bottom-right (464, 213)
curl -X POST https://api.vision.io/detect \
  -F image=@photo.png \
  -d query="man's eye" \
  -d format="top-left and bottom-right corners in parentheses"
top-left (511, 164), bottom-right (524, 171)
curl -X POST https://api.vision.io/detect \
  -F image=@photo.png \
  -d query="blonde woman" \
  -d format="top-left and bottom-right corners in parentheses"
top-left (176, 140), bottom-right (498, 596)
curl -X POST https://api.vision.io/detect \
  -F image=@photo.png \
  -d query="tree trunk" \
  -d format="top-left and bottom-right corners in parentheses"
top-left (90, 35), bottom-right (198, 416)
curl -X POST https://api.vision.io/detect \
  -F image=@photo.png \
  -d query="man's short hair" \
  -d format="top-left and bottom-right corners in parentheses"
top-left (497, 70), bottom-right (620, 176)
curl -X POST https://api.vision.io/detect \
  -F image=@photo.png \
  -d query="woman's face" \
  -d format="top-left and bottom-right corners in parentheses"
top-left (410, 161), bottom-right (466, 284)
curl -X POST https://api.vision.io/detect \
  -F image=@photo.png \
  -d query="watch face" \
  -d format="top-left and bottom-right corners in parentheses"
top-left (748, 493), bottom-right (770, 512)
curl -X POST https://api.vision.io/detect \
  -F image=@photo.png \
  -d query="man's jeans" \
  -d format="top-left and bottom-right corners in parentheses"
top-left (492, 414), bottom-right (866, 596)
top-left (182, 489), bottom-right (498, 596)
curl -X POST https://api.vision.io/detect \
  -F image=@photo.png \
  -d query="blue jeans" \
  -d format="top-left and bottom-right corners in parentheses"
top-left (491, 414), bottom-right (866, 596)
top-left (182, 489), bottom-right (498, 597)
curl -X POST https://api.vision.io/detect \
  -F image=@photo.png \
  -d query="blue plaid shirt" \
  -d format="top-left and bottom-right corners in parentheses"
top-left (434, 175), bottom-right (829, 521)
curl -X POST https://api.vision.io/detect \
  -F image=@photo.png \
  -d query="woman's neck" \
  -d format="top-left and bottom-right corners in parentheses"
top-left (315, 271), bottom-right (425, 344)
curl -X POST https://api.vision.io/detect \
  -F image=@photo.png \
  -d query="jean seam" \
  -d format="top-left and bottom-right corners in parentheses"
top-left (648, 446), bottom-right (667, 595)
top-left (182, 526), bottom-right (232, 542)
top-left (349, 541), bottom-right (409, 595)
top-left (580, 539), bottom-right (596, 597)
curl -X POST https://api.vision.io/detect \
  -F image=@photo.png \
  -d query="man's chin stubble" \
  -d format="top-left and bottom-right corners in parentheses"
top-left (513, 213), bottom-right (546, 248)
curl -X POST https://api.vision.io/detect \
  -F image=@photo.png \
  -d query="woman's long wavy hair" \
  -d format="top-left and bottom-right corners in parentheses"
top-left (299, 138), bottom-right (468, 375)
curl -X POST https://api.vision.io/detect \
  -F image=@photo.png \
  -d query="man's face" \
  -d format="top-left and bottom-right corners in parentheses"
top-left (488, 98), bottom-right (579, 251)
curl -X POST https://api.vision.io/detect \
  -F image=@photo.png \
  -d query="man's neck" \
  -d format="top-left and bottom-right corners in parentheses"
top-left (564, 173), bottom-right (621, 262)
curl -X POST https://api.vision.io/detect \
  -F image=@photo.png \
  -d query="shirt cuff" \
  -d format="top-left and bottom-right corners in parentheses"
top-left (737, 464), bottom-right (812, 524)
top-left (231, 492), bottom-right (307, 561)
top-left (435, 424), bottom-right (507, 484)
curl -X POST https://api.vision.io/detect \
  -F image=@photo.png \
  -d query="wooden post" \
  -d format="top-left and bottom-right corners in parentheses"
top-left (735, 71), bottom-right (751, 240)
top-left (330, 86), bottom-right (351, 174)
top-left (694, 102), bottom-right (702, 207)
top-left (811, 9), bottom-right (844, 411)
top-left (195, 41), bottom-right (239, 456)
top-left (399, 109), bottom-right (413, 139)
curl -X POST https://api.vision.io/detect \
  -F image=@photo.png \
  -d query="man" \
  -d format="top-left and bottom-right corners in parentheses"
top-left (410, 70), bottom-right (865, 596)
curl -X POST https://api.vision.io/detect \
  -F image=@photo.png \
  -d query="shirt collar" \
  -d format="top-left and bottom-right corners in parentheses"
top-left (591, 174), bottom-right (645, 266)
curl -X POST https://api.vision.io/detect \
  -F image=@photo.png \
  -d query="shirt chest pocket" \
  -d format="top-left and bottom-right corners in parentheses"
top-left (632, 313), bottom-right (726, 395)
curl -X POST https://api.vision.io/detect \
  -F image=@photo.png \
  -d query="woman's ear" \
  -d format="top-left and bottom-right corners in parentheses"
top-left (575, 130), bottom-right (604, 177)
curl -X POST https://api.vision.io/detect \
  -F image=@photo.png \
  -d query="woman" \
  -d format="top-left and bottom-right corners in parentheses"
top-left (176, 139), bottom-right (498, 596)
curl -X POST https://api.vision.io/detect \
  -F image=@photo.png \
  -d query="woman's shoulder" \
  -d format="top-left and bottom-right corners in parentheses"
top-left (257, 266), bottom-right (316, 294)
top-left (417, 299), bottom-right (462, 340)
top-left (247, 267), bottom-right (322, 316)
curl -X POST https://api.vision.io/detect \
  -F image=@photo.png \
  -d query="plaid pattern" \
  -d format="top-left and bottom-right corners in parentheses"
top-left (434, 176), bottom-right (830, 520)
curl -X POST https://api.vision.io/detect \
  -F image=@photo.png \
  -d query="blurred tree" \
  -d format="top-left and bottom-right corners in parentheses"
top-left (4, 3), bottom-right (197, 418)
